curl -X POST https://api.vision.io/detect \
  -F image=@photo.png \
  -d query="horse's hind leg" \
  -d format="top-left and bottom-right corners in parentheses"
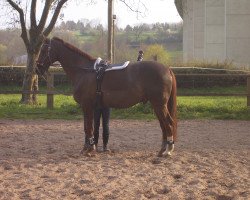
top-left (153, 105), bottom-right (174, 157)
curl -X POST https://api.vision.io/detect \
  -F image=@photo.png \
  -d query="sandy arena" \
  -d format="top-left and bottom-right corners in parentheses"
top-left (0, 119), bottom-right (249, 200)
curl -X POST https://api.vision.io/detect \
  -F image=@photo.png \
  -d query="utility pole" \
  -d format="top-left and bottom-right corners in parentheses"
top-left (108, 0), bottom-right (114, 63)
top-left (112, 14), bottom-right (116, 63)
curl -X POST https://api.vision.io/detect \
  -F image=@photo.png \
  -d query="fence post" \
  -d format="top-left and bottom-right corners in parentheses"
top-left (247, 76), bottom-right (250, 107)
top-left (47, 73), bottom-right (54, 109)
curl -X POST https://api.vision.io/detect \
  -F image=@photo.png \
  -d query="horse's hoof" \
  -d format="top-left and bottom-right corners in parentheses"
top-left (80, 148), bottom-right (87, 155)
top-left (157, 149), bottom-right (173, 157)
top-left (80, 145), bottom-right (96, 155)
top-left (157, 148), bottom-right (167, 157)
top-left (84, 148), bottom-right (97, 157)
top-left (157, 153), bottom-right (163, 157)
top-left (157, 151), bottom-right (165, 157)
top-left (85, 147), bottom-right (96, 153)
top-left (152, 157), bottom-right (162, 164)
top-left (85, 152), bottom-right (97, 157)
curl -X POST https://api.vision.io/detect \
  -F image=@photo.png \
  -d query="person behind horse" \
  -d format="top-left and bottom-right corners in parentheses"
top-left (84, 106), bottom-right (110, 152)
top-left (93, 106), bottom-right (111, 152)
top-left (137, 50), bottom-right (144, 61)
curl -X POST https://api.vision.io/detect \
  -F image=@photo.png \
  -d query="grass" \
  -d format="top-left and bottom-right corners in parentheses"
top-left (0, 88), bottom-right (249, 120)
top-left (0, 94), bottom-right (82, 120)
top-left (178, 85), bottom-right (246, 95)
top-left (177, 96), bottom-right (249, 120)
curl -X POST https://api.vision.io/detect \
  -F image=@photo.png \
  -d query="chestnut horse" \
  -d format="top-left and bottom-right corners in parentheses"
top-left (36, 37), bottom-right (177, 157)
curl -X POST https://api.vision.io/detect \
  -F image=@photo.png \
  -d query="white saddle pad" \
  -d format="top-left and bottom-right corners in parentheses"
top-left (94, 57), bottom-right (130, 71)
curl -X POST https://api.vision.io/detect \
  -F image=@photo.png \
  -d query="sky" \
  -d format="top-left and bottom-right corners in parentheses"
top-left (0, 0), bottom-right (182, 29)
top-left (60, 0), bottom-right (182, 28)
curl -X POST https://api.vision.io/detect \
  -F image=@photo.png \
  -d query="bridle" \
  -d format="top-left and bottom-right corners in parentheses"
top-left (36, 38), bottom-right (53, 69)
top-left (35, 38), bottom-right (95, 93)
top-left (36, 38), bottom-right (95, 73)
top-left (35, 38), bottom-right (56, 88)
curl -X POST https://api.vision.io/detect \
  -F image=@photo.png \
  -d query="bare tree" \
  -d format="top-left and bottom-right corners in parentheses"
top-left (4, 0), bottom-right (68, 104)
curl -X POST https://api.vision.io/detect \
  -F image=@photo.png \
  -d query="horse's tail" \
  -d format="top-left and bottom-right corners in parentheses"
top-left (168, 68), bottom-right (177, 141)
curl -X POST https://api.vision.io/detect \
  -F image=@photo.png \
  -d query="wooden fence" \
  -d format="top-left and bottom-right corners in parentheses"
top-left (1, 72), bottom-right (250, 108)
top-left (45, 73), bottom-right (250, 108)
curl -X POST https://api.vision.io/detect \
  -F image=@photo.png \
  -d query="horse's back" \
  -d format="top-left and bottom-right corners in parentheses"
top-left (127, 61), bottom-right (173, 93)
top-left (102, 60), bottom-right (173, 108)
top-left (103, 60), bottom-right (171, 90)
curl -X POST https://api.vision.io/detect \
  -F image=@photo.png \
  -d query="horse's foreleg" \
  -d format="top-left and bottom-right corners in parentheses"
top-left (81, 108), bottom-right (96, 154)
top-left (154, 105), bottom-right (174, 157)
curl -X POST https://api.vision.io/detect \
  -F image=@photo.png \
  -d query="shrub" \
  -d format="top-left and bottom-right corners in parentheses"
top-left (144, 44), bottom-right (171, 64)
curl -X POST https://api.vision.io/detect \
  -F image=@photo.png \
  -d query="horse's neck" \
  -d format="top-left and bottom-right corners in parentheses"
top-left (56, 45), bottom-right (94, 82)
top-left (57, 46), bottom-right (88, 67)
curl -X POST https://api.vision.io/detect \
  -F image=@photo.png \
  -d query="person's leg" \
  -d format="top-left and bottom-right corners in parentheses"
top-left (102, 107), bottom-right (110, 150)
top-left (94, 107), bottom-right (101, 146)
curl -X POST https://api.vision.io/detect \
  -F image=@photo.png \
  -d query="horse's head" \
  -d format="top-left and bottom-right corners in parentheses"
top-left (36, 38), bottom-right (56, 75)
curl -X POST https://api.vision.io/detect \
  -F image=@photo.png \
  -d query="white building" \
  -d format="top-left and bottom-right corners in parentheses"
top-left (176, 0), bottom-right (250, 67)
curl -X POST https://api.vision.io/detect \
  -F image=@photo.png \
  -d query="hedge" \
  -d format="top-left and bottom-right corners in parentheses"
top-left (0, 66), bottom-right (248, 88)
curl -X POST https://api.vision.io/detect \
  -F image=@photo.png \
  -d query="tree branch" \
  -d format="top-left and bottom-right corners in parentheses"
top-left (30, 0), bottom-right (37, 28)
top-left (37, 0), bottom-right (53, 33)
top-left (6, 0), bottom-right (29, 48)
top-left (43, 0), bottom-right (68, 36)
top-left (119, 0), bottom-right (147, 16)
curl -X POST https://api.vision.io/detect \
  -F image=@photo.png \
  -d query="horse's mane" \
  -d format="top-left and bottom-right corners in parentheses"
top-left (51, 37), bottom-right (95, 61)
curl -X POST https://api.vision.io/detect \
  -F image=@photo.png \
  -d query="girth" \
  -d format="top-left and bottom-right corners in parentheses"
top-left (95, 60), bottom-right (110, 108)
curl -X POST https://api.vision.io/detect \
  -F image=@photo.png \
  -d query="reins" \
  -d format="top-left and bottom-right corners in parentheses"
top-left (35, 65), bottom-right (96, 96)
top-left (35, 67), bottom-right (67, 95)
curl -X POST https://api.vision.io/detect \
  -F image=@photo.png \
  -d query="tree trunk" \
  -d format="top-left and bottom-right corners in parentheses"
top-left (20, 52), bottom-right (39, 104)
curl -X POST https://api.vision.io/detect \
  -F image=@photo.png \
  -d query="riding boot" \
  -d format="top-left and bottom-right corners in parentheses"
top-left (94, 130), bottom-right (99, 146)
top-left (102, 107), bottom-right (110, 152)
top-left (102, 128), bottom-right (110, 152)
top-left (94, 107), bottom-right (101, 150)
top-left (103, 143), bottom-right (110, 152)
